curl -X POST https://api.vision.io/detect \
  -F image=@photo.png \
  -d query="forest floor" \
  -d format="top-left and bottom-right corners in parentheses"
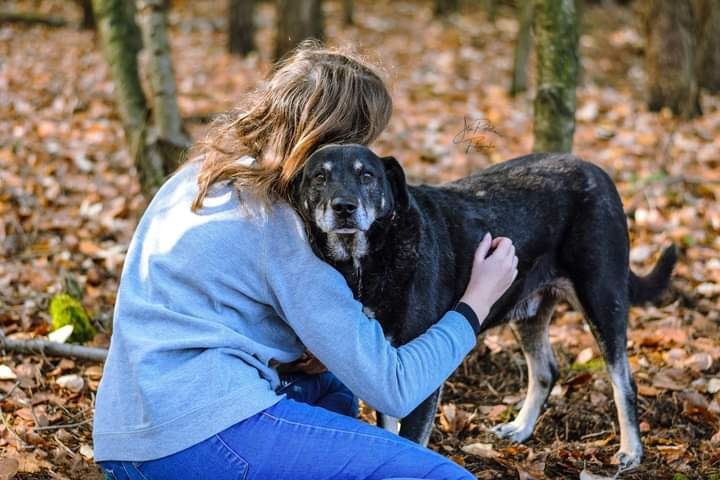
top-left (1, 0), bottom-right (720, 478)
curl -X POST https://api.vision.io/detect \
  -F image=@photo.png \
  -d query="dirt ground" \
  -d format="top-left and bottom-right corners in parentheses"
top-left (1, 0), bottom-right (719, 478)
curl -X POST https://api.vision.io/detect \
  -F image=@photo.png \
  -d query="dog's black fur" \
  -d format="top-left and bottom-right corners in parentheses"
top-left (291, 144), bottom-right (677, 469)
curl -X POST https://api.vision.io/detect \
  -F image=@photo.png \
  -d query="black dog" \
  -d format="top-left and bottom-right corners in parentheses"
top-left (291, 144), bottom-right (676, 470)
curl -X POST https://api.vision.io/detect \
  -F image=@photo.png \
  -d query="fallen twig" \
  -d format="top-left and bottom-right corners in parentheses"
top-left (0, 333), bottom-right (107, 362)
top-left (34, 418), bottom-right (92, 432)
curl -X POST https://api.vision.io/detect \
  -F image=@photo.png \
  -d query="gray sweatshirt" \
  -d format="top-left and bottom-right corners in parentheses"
top-left (92, 161), bottom-right (477, 461)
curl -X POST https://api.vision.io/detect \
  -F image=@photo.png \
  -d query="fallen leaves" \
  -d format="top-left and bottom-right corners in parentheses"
top-left (55, 374), bottom-right (84, 393)
top-left (0, 458), bottom-right (19, 480)
top-left (652, 368), bottom-right (690, 391)
top-left (462, 442), bottom-right (499, 459)
top-left (579, 469), bottom-right (615, 480)
top-left (439, 403), bottom-right (474, 434)
top-left (0, 365), bottom-right (17, 381)
top-left (2, 0), bottom-right (720, 478)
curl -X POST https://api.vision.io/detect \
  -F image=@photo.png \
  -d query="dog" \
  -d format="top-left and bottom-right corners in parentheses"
top-left (290, 144), bottom-right (677, 470)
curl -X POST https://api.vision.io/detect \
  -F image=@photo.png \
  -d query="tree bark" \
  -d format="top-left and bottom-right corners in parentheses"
top-left (137, 0), bottom-right (191, 171)
top-left (80, 0), bottom-right (95, 29)
top-left (510, 0), bottom-right (534, 96)
top-left (434, 0), bottom-right (459, 16)
top-left (92, 0), bottom-right (166, 197)
top-left (228, 0), bottom-right (255, 55)
top-left (532, 0), bottom-right (579, 153)
top-left (484, 0), bottom-right (497, 22)
top-left (643, 0), bottom-right (701, 118)
top-left (694, 0), bottom-right (720, 92)
top-left (274, 0), bottom-right (324, 60)
top-left (343, 0), bottom-right (354, 25)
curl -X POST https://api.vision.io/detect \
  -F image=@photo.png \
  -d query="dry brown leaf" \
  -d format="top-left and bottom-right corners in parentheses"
top-left (462, 442), bottom-right (499, 459)
top-left (0, 458), bottom-right (19, 480)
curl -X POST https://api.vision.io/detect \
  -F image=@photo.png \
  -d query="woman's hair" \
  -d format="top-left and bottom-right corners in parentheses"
top-left (191, 42), bottom-right (393, 210)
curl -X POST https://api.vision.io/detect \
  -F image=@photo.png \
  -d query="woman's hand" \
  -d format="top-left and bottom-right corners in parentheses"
top-left (276, 351), bottom-right (328, 375)
top-left (459, 233), bottom-right (518, 326)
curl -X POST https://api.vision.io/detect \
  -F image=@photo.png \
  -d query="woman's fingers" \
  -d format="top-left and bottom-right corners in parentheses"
top-left (488, 237), bottom-right (513, 260)
top-left (475, 233), bottom-right (493, 260)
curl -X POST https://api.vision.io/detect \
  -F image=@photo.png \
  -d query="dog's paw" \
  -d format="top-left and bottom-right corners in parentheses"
top-left (614, 449), bottom-right (642, 472)
top-left (490, 421), bottom-right (532, 443)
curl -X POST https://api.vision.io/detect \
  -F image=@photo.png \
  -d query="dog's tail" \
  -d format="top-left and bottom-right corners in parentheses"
top-left (629, 244), bottom-right (678, 305)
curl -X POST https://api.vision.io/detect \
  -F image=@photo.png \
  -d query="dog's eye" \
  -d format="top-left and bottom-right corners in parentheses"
top-left (313, 173), bottom-right (326, 184)
top-left (361, 171), bottom-right (374, 183)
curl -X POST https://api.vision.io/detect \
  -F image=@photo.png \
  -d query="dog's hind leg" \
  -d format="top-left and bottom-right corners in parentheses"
top-left (574, 281), bottom-right (643, 470)
top-left (398, 387), bottom-right (443, 446)
top-left (492, 297), bottom-right (558, 443)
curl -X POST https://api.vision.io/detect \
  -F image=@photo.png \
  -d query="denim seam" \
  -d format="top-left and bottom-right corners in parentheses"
top-left (213, 434), bottom-right (249, 480)
top-left (122, 462), bottom-right (150, 480)
top-left (101, 467), bottom-right (118, 480)
top-left (259, 411), bottom-right (420, 449)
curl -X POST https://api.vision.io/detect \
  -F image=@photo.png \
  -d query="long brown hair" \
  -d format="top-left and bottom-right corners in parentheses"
top-left (191, 42), bottom-right (393, 211)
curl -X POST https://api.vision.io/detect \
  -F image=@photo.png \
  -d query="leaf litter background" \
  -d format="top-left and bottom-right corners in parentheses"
top-left (1, 0), bottom-right (719, 478)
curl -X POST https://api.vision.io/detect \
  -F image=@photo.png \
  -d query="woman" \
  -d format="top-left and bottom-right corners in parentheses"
top-left (93, 44), bottom-right (518, 480)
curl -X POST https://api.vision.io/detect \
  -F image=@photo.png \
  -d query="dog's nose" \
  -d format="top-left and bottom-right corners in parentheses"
top-left (331, 198), bottom-right (358, 216)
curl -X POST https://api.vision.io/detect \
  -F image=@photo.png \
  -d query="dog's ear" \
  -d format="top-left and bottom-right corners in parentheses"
top-left (381, 156), bottom-right (409, 211)
top-left (287, 172), bottom-right (305, 211)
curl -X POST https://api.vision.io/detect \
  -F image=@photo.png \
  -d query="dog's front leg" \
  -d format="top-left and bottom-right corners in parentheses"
top-left (376, 412), bottom-right (400, 434)
top-left (397, 387), bottom-right (443, 446)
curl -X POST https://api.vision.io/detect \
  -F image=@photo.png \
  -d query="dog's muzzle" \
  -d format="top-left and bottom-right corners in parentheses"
top-left (330, 197), bottom-right (360, 233)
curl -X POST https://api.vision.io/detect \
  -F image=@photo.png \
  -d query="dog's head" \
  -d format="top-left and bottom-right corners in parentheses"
top-left (292, 144), bottom-right (409, 262)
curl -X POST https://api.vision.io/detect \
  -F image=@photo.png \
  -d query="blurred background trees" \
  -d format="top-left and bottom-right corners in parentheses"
top-left (228, 0), bottom-right (256, 54)
top-left (643, 0), bottom-right (701, 118)
top-left (510, 0), bottom-right (533, 96)
top-left (532, 0), bottom-right (578, 152)
top-left (642, 0), bottom-right (720, 118)
top-left (274, 0), bottom-right (324, 59)
top-left (92, 0), bottom-right (189, 197)
top-left (4, 0), bottom-right (719, 186)
top-left (693, 0), bottom-right (720, 93)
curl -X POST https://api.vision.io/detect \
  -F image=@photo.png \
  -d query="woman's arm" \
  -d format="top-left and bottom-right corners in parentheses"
top-left (262, 205), bottom-right (514, 418)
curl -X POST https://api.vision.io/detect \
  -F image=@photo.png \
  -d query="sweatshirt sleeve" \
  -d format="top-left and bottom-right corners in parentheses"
top-left (262, 205), bottom-right (477, 418)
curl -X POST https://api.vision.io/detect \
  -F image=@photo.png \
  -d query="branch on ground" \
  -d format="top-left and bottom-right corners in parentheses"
top-left (0, 333), bottom-right (108, 362)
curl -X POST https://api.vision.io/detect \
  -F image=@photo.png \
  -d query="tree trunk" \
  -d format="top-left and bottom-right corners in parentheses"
top-left (92, 0), bottom-right (167, 197)
top-left (434, 0), bottom-right (459, 16)
top-left (80, 0), bottom-right (95, 29)
top-left (643, 0), bottom-right (700, 118)
top-left (484, 0), bottom-right (497, 22)
top-left (274, 0), bottom-right (324, 60)
top-left (510, 0), bottom-right (534, 96)
top-left (532, 0), bottom-right (579, 153)
top-left (694, 0), bottom-right (720, 92)
top-left (228, 0), bottom-right (255, 55)
top-left (343, 0), bottom-right (354, 25)
top-left (137, 0), bottom-right (191, 172)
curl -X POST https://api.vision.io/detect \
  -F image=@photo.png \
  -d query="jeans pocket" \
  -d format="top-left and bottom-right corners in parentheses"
top-left (210, 435), bottom-right (250, 480)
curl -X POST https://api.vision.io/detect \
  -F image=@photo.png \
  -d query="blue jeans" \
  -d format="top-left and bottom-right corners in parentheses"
top-left (99, 373), bottom-right (472, 480)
